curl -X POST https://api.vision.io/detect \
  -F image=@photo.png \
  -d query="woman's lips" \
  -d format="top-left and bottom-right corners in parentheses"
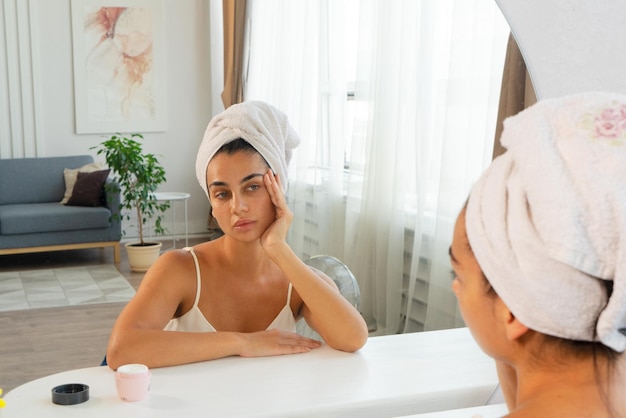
top-left (233, 219), bottom-right (255, 229)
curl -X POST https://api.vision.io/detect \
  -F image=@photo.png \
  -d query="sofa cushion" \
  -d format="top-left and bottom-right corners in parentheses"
top-left (66, 169), bottom-right (111, 207)
top-left (60, 162), bottom-right (104, 204)
top-left (0, 203), bottom-right (112, 235)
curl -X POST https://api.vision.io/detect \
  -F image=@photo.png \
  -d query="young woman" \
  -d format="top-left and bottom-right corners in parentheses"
top-left (106, 102), bottom-right (368, 370)
top-left (450, 92), bottom-right (626, 417)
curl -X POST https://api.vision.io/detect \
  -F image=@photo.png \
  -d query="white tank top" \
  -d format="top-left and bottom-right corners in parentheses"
top-left (164, 247), bottom-right (297, 333)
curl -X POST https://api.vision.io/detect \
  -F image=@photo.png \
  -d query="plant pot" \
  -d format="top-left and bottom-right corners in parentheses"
top-left (125, 242), bottom-right (163, 272)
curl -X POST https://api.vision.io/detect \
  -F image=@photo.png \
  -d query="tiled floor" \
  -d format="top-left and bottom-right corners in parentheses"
top-left (0, 264), bottom-right (135, 312)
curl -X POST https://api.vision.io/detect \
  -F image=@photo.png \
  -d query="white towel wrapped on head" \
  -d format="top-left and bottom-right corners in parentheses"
top-left (466, 91), bottom-right (626, 352)
top-left (195, 101), bottom-right (301, 198)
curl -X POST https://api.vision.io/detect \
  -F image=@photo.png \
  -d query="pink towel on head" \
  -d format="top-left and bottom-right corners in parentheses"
top-left (466, 91), bottom-right (626, 352)
top-left (195, 101), bottom-right (301, 198)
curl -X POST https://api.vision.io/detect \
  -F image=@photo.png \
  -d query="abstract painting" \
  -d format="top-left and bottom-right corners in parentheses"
top-left (71, 0), bottom-right (166, 134)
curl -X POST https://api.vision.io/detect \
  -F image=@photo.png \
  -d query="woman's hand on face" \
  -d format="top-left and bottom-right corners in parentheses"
top-left (238, 329), bottom-right (322, 357)
top-left (260, 170), bottom-right (293, 250)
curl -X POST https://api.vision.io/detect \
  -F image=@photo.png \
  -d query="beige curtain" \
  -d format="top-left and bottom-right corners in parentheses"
top-left (492, 33), bottom-right (537, 159)
top-left (221, 0), bottom-right (247, 108)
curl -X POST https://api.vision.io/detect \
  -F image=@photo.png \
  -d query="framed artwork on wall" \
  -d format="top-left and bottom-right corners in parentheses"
top-left (70, 0), bottom-right (166, 134)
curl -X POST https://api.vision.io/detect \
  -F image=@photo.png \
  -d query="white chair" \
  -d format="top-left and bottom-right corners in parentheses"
top-left (296, 255), bottom-right (361, 341)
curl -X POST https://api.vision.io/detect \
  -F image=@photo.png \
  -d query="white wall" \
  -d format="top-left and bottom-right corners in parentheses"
top-left (1, 0), bottom-right (216, 240)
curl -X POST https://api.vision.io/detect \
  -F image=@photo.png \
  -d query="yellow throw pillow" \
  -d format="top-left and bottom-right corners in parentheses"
top-left (60, 162), bottom-right (103, 204)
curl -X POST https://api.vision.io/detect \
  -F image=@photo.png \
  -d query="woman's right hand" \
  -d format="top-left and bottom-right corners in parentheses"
top-left (237, 329), bottom-right (322, 357)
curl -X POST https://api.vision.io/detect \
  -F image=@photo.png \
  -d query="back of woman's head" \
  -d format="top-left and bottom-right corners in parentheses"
top-left (465, 91), bottom-right (626, 354)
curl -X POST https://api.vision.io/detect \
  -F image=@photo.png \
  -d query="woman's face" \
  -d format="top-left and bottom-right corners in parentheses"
top-left (450, 207), bottom-right (505, 358)
top-left (206, 150), bottom-right (275, 242)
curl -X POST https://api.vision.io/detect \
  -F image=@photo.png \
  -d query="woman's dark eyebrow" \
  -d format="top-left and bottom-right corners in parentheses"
top-left (208, 173), bottom-right (264, 189)
top-left (241, 173), bottom-right (264, 184)
top-left (208, 180), bottom-right (226, 189)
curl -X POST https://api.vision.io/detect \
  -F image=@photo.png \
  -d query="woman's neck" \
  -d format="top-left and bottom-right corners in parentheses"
top-left (511, 352), bottom-right (625, 417)
top-left (216, 235), bottom-right (272, 276)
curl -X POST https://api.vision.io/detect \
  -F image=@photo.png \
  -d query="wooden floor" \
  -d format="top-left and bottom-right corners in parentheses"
top-left (0, 237), bottom-right (207, 393)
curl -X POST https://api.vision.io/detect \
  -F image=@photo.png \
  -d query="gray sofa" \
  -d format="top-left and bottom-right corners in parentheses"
top-left (0, 155), bottom-right (122, 262)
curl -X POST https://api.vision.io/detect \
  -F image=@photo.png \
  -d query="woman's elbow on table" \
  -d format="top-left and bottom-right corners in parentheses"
top-left (105, 341), bottom-right (128, 371)
top-left (105, 334), bottom-right (144, 371)
top-left (326, 322), bottom-right (369, 353)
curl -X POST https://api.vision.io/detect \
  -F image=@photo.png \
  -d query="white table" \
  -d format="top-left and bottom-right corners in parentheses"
top-left (4, 327), bottom-right (499, 418)
top-left (399, 403), bottom-right (508, 418)
top-left (153, 192), bottom-right (190, 250)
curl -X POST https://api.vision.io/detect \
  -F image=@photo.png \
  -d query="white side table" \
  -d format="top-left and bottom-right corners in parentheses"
top-left (153, 192), bottom-right (190, 250)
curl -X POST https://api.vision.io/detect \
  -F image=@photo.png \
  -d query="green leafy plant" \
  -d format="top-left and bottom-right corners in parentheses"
top-left (91, 133), bottom-right (169, 246)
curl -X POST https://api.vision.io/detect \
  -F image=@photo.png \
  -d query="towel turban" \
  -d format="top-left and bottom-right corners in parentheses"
top-left (195, 101), bottom-right (301, 199)
top-left (466, 91), bottom-right (626, 352)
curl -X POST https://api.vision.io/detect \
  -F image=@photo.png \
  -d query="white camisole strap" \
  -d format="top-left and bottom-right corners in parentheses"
top-left (185, 246), bottom-right (202, 309)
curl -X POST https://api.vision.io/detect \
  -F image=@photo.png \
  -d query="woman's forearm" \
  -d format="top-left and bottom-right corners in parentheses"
top-left (106, 326), bottom-right (323, 370)
top-left (106, 329), bottom-right (244, 370)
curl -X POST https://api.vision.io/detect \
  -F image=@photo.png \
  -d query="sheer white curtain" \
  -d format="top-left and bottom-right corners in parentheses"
top-left (244, 0), bottom-right (509, 335)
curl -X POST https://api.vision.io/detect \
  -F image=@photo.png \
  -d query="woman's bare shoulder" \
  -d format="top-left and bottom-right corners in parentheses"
top-left (136, 248), bottom-right (202, 297)
top-left (152, 240), bottom-right (220, 269)
top-left (183, 240), bottom-right (223, 268)
top-left (111, 248), bottom-right (202, 331)
top-left (151, 247), bottom-right (197, 273)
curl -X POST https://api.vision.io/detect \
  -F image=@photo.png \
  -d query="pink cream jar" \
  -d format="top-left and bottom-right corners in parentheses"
top-left (115, 363), bottom-right (151, 402)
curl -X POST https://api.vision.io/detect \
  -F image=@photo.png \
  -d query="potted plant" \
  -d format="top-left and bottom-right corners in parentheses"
top-left (92, 133), bottom-right (170, 272)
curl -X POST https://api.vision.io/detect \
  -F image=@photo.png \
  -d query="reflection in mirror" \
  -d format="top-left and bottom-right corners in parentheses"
top-left (244, 0), bottom-right (510, 336)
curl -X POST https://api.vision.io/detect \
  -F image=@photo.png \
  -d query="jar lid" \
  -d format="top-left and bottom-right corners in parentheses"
top-left (51, 383), bottom-right (90, 405)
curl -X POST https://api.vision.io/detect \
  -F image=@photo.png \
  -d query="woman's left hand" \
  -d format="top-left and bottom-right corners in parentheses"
top-left (260, 170), bottom-right (293, 251)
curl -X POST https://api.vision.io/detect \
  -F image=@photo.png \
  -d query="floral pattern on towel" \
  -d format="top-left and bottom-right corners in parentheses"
top-left (581, 100), bottom-right (626, 145)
